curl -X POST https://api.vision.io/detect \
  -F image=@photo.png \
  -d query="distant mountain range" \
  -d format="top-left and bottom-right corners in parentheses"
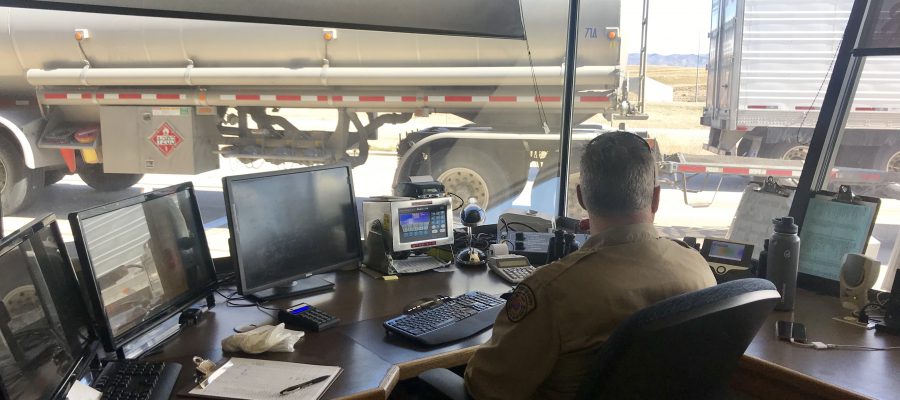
top-left (628, 53), bottom-right (709, 68)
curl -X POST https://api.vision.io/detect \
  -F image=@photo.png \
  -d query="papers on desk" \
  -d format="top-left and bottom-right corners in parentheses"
top-left (186, 358), bottom-right (341, 400)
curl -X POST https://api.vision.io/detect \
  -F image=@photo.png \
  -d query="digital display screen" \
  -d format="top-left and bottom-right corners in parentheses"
top-left (0, 221), bottom-right (92, 400)
top-left (708, 241), bottom-right (747, 262)
top-left (78, 188), bottom-right (215, 342)
top-left (290, 305), bottom-right (310, 315)
top-left (227, 166), bottom-right (361, 293)
top-left (398, 205), bottom-right (448, 244)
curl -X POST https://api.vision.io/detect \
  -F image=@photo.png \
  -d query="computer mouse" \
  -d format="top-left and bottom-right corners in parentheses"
top-left (233, 324), bottom-right (259, 333)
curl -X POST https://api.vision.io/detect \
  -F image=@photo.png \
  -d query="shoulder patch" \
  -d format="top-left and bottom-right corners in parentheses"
top-left (506, 284), bottom-right (536, 322)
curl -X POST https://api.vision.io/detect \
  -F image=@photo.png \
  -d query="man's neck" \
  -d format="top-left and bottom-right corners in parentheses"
top-left (588, 210), bottom-right (654, 233)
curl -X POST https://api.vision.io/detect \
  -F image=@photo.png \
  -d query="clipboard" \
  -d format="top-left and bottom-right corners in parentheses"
top-left (181, 358), bottom-right (342, 400)
top-left (727, 177), bottom-right (796, 259)
top-left (797, 185), bottom-right (881, 295)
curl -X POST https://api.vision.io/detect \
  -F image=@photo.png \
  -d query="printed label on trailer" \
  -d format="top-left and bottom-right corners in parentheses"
top-left (152, 107), bottom-right (189, 116)
top-left (148, 122), bottom-right (183, 156)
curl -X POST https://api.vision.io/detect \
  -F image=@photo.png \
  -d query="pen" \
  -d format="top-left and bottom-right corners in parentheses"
top-left (279, 375), bottom-right (330, 396)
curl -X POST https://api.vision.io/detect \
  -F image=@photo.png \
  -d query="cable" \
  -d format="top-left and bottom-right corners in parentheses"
top-left (447, 192), bottom-right (465, 211)
top-left (796, 37), bottom-right (843, 145)
top-left (516, 0), bottom-right (550, 132)
top-left (789, 338), bottom-right (900, 351)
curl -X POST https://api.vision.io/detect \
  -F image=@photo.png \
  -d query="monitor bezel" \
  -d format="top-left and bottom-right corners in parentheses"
top-left (67, 182), bottom-right (218, 352)
top-left (0, 214), bottom-right (100, 400)
top-left (390, 197), bottom-right (454, 252)
top-left (222, 163), bottom-right (362, 296)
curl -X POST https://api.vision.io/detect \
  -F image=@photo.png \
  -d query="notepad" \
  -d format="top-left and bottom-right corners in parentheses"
top-left (186, 358), bottom-right (341, 400)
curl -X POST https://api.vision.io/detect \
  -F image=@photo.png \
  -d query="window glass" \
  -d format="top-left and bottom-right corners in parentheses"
top-left (0, 4), bottom-right (571, 256)
top-left (821, 55), bottom-right (900, 290)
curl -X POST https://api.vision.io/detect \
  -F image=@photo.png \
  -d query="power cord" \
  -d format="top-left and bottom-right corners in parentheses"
top-left (789, 338), bottom-right (900, 351)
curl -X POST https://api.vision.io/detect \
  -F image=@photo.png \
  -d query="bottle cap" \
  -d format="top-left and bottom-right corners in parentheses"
top-left (772, 216), bottom-right (798, 234)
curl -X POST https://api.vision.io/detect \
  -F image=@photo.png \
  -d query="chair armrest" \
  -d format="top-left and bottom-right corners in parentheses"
top-left (417, 368), bottom-right (473, 400)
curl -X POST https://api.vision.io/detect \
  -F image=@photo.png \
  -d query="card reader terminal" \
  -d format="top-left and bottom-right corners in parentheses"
top-left (277, 303), bottom-right (340, 332)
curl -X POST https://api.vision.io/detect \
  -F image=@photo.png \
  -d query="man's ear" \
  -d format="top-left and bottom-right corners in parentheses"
top-left (576, 184), bottom-right (587, 211)
top-left (651, 185), bottom-right (661, 214)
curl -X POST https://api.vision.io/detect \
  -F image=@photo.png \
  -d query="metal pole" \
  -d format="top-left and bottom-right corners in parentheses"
top-left (638, 0), bottom-right (649, 113)
top-left (556, 0), bottom-right (580, 218)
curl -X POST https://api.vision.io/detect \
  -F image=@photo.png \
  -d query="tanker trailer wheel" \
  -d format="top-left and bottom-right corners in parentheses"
top-left (76, 159), bottom-right (143, 192)
top-left (0, 134), bottom-right (43, 214)
top-left (433, 147), bottom-right (527, 211)
top-left (44, 168), bottom-right (68, 186)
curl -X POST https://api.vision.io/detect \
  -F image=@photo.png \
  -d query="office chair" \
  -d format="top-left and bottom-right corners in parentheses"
top-left (417, 278), bottom-right (780, 400)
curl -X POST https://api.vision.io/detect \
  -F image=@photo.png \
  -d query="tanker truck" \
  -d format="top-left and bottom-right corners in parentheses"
top-left (0, 1), bottom-right (640, 214)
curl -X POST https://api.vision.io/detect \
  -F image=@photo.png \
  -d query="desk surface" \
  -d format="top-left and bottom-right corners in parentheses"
top-left (150, 267), bottom-right (900, 400)
top-left (737, 289), bottom-right (900, 400)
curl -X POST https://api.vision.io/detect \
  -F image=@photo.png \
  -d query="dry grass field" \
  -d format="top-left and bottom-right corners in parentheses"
top-left (627, 65), bottom-right (708, 102)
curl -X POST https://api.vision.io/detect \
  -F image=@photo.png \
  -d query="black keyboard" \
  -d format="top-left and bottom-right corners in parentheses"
top-left (384, 291), bottom-right (505, 345)
top-left (92, 360), bottom-right (182, 400)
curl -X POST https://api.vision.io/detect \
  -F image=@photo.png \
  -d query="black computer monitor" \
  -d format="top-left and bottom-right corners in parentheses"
top-left (0, 215), bottom-right (96, 400)
top-left (68, 183), bottom-right (217, 352)
top-left (223, 164), bottom-right (362, 302)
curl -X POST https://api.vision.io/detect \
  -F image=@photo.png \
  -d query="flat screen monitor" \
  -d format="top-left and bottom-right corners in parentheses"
top-left (392, 198), bottom-right (453, 252)
top-left (68, 183), bottom-right (217, 352)
top-left (223, 164), bottom-right (362, 302)
top-left (0, 215), bottom-right (96, 400)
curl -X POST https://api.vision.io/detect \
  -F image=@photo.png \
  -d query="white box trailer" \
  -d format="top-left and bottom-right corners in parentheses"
top-left (702, 0), bottom-right (900, 174)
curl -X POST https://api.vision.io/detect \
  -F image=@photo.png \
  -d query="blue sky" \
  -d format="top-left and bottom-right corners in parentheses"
top-left (620, 0), bottom-right (712, 54)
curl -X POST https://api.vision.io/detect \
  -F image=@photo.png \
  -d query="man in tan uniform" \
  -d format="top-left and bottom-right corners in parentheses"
top-left (464, 131), bottom-right (716, 399)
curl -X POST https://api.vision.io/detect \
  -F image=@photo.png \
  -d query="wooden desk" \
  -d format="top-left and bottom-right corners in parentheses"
top-left (733, 289), bottom-right (900, 399)
top-left (150, 269), bottom-right (900, 399)
top-left (149, 266), bottom-right (512, 398)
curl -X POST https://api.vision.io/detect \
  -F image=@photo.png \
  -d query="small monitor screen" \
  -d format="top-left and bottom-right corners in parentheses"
top-left (72, 184), bottom-right (216, 348)
top-left (708, 241), bottom-right (746, 262)
top-left (0, 218), bottom-right (92, 400)
top-left (225, 165), bottom-right (361, 294)
top-left (398, 205), bottom-right (449, 244)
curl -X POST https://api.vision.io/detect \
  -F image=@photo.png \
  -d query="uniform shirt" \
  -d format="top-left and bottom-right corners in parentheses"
top-left (464, 223), bottom-right (716, 400)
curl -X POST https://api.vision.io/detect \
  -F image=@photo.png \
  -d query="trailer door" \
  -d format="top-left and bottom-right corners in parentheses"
top-left (707, 0), bottom-right (739, 130)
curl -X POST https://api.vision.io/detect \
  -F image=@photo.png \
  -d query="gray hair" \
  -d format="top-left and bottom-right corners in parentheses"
top-left (579, 131), bottom-right (657, 216)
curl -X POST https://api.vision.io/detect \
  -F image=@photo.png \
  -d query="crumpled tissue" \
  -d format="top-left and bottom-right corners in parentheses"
top-left (221, 323), bottom-right (304, 354)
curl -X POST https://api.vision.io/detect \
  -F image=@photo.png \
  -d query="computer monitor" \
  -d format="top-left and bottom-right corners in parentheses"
top-left (223, 164), bottom-right (362, 302)
top-left (68, 182), bottom-right (217, 352)
top-left (0, 215), bottom-right (96, 400)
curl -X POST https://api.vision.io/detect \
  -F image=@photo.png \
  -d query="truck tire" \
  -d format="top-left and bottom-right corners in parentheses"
top-left (433, 147), bottom-right (527, 211)
top-left (761, 140), bottom-right (809, 185)
top-left (874, 146), bottom-right (900, 172)
top-left (0, 135), bottom-right (43, 214)
top-left (44, 168), bottom-right (68, 186)
top-left (77, 161), bottom-right (143, 192)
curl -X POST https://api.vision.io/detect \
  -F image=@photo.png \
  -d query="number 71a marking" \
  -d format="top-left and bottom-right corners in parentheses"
top-left (584, 27), bottom-right (598, 38)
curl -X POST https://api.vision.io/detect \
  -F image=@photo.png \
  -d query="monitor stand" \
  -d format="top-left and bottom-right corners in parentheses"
top-left (249, 276), bottom-right (335, 302)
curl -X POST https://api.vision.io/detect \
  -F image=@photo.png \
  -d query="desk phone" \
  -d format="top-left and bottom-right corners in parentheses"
top-left (488, 254), bottom-right (536, 283)
top-left (700, 238), bottom-right (754, 284)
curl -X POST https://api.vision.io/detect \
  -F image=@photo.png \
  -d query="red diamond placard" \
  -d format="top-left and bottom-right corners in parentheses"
top-left (148, 122), bottom-right (183, 156)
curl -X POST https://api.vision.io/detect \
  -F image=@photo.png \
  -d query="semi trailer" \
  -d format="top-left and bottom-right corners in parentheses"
top-left (702, 0), bottom-right (900, 177)
top-left (0, 1), bottom-right (640, 214)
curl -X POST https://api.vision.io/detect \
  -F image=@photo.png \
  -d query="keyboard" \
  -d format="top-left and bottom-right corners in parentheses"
top-left (392, 255), bottom-right (449, 274)
top-left (92, 360), bottom-right (182, 400)
top-left (384, 291), bottom-right (505, 345)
